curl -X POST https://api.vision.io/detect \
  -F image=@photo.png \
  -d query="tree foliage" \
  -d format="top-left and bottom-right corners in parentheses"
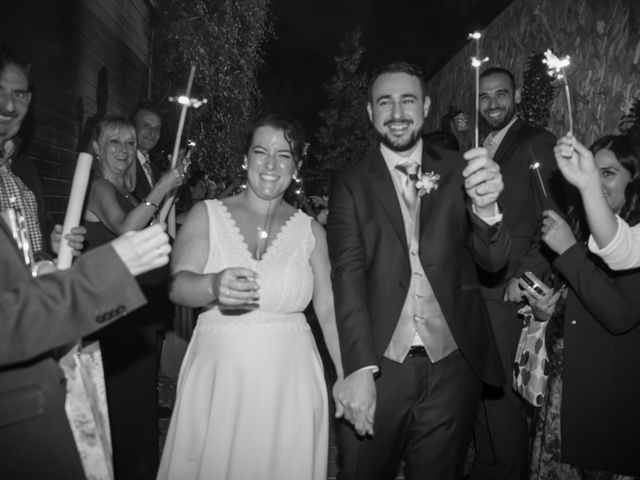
top-left (619, 97), bottom-right (640, 143)
top-left (152, 0), bottom-right (272, 181)
top-left (520, 51), bottom-right (555, 129)
top-left (312, 28), bottom-right (375, 194)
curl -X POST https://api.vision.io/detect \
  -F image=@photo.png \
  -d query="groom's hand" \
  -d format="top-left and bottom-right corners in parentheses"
top-left (463, 147), bottom-right (503, 216)
top-left (335, 369), bottom-right (376, 437)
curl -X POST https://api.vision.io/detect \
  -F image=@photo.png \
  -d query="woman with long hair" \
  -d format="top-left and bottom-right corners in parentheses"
top-left (526, 134), bottom-right (640, 479)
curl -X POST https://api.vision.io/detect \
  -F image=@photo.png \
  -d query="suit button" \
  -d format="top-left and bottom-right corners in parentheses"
top-left (570, 320), bottom-right (577, 325)
top-left (115, 305), bottom-right (126, 315)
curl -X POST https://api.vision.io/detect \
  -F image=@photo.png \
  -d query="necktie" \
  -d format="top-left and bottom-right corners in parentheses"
top-left (396, 161), bottom-right (419, 212)
top-left (142, 158), bottom-right (154, 187)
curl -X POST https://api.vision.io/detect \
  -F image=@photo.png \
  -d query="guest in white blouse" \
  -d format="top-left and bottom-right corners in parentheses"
top-left (554, 133), bottom-right (640, 270)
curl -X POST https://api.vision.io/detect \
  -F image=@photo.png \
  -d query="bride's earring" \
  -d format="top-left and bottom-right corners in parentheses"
top-left (292, 172), bottom-right (302, 195)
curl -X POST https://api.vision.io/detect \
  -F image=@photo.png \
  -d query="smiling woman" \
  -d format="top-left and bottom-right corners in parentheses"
top-left (158, 112), bottom-right (343, 480)
top-left (83, 116), bottom-right (184, 239)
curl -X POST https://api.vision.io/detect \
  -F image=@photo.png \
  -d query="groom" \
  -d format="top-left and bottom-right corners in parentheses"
top-left (327, 61), bottom-right (509, 479)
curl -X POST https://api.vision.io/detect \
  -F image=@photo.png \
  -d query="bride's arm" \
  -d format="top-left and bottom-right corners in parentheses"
top-left (170, 202), bottom-right (218, 307)
top-left (309, 220), bottom-right (343, 380)
top-left (170, 202), bottom-right (259, 308)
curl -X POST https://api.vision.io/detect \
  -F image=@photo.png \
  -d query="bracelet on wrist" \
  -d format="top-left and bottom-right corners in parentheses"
top-left (142, 199), bottom-right (159, 210)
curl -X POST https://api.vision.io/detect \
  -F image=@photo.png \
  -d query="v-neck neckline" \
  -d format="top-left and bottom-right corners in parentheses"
top-left (216, 199), bottom-right (301, 262)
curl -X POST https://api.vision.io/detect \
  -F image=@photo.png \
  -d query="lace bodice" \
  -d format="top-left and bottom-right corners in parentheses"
top-left (202, 199), bottom-right (315, 315)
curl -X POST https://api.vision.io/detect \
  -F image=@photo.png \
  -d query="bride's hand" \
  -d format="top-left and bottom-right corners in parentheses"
top-left (214, 267), bottom-right (260, 305)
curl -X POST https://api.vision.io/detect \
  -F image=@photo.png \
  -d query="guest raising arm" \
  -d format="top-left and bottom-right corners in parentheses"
top-left (555, 134), bottom-right (640, 269)
top-left (85, 115), bottom-right (184, 236)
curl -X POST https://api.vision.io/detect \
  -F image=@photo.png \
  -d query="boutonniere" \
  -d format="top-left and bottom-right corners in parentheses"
top-left (415, 171), bottom-right (440, 196)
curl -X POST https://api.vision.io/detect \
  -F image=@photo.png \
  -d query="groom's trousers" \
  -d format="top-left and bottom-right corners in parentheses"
top-left (337, 349), bottom-right (482, 480)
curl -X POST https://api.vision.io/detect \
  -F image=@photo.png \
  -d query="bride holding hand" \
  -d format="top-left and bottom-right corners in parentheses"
top-left (158, 113), bottom-right (342, 480)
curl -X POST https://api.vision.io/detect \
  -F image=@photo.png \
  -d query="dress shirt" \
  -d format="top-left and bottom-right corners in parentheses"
top-left (483, 116), bottom-right (518, 159)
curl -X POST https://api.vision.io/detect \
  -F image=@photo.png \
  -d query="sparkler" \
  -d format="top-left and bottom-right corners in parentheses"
top-left (158, 65), bottom-right (208, 234)
top-left (542, 49), bottom-right (573, 135)
top-left (468, 31), bottom-right (489, 149)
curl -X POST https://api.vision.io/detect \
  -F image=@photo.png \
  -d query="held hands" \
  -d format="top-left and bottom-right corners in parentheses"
top-left (462, 147), bottom-right (504, 215)
top-left (111, 223), bottom-right (171, 276)
top-left (50, 224), bottom-right (86, 256)
top-left (334, 369), bottom-right (376, 437)
top-left (214, 268), bottom-right (260, 306)
top-left (541, 210), bottom-right (576, 255)
top-left (517, 272), bottom-right (561, 322)
top-left (554, 134), bottom-right (599, 191)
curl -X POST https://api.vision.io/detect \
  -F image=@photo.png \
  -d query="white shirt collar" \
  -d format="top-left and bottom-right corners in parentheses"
top-left (380, 140), bottom-right (423, 174)
top-left (483, 116), bottom-right (518, 158)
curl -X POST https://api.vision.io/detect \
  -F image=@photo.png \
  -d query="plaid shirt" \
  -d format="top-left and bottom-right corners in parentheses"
top-left (0, 139), bottom-right (44, 253)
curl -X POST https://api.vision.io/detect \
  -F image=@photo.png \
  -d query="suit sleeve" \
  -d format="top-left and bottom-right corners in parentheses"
top-left (0, 243), bottom-right (147, 367)
top-left (554, 243), bottom-right (640, 334)
top-left (513, 131), bottom-right (566, 279)
top-left (326, 176), bottom-right (378, 375)
top-left (468, 206), bottom-right (511, 273)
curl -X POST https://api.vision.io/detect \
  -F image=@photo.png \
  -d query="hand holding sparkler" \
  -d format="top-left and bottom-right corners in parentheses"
top-left (553, 134), bottom-right (599, 192)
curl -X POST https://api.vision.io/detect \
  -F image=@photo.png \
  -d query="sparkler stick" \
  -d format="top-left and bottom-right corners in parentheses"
top-left (542, 49), bottom-right (573, 135)
top-left (158, 65), bottom-right (197, 231)
top-left (468, 31), bottom-right (489, 149)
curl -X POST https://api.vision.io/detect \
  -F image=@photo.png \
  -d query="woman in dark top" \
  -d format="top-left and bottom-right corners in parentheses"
top-left (84, 116), bottom-right (183, 479)
top-left (526, 134), bottom-right (640, 479)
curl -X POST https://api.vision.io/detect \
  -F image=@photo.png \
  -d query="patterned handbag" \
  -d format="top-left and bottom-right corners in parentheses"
top-left (513, 305), bottom-right (550, 407)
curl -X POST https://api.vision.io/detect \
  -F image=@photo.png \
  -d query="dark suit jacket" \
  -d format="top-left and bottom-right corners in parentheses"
top-left (479, 118), bottom-right (566, 300)
top-left (553, 244), bottom-right (640, 476)
top-left (0, 221), bottom-right (146, 479)
top-left (327, 143), bottom-right (509, 386)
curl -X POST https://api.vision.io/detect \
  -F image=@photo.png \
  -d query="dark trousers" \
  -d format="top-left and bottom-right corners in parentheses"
top-left (471, 301), bottom-right (530, 480)
top-left (99, 305), bottom-right (161, 480)
top-left (337, 349), bottom-right (482, 480)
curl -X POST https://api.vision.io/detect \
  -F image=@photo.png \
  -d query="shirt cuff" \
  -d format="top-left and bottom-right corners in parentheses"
top-left (355, 365), bottom-right (380, 375)
top-left (471, 203), bottom-right (503, 225)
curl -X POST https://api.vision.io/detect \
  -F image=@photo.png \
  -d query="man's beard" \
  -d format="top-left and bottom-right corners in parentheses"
top-left (377, 126), bottom-right (423, 153)
top-left (482, 103), bottom-right (516, 131)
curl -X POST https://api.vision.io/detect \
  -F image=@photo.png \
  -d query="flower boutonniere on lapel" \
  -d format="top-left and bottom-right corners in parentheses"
top-left (415, 171), bottom-right (440, 197)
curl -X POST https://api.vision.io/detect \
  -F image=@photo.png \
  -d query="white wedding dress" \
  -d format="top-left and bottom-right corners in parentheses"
top-left (157, 199), bottom-right (328, 480)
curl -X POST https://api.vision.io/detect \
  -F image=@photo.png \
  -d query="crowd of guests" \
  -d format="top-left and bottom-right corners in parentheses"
top-left (2, 40), bottom-right (640, 480)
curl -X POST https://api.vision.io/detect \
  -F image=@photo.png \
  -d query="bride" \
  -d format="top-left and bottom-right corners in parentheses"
top-left (157, 113), bottom-right (342, 480)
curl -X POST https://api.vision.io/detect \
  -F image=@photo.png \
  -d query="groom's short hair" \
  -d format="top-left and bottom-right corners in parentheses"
top-left (367, 61), bottom-right (427, 102)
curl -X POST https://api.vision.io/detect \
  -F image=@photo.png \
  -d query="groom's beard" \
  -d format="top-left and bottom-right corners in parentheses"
top-left (376, 126), bottom-right (424, 153)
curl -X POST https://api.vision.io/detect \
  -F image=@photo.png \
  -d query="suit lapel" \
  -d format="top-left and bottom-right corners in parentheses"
top-left (366, 149), bottom-right (409, 253)
top-left (492, 118), bottom-right (523, 164)
top-left (418, 145), bottom-right (443, 265)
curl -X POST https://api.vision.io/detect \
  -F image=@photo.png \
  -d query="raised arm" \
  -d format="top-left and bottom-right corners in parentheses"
top-left (462, 147), bottom-right (511, 272)
top-left (0, 223), bottom-right (171, 366)
top-left (87, 171), bottom-right (183, 234)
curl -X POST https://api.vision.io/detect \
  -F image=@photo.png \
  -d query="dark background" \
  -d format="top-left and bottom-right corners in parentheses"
top-left (259, 0), bottom-right (514, 132)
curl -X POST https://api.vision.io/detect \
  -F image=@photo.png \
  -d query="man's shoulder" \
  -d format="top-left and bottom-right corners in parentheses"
top-left (513, 118), bottom-right (556, 144)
